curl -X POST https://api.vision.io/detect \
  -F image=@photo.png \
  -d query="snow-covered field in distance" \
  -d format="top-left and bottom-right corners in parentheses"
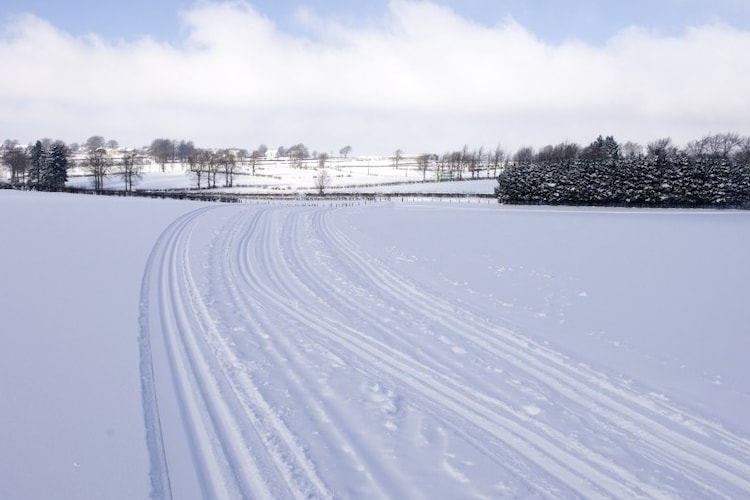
top-left (1, 189), bottom-right (749, 498)
top-left (64, 159), bottom-right (499, 195)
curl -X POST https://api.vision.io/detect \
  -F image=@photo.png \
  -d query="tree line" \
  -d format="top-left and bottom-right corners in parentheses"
top-left (495, 133), bottom-right (750, 208)
top-left (4, 132), bottom-right (750, 207)
top-left (1, 136), bottom-right (145, 193)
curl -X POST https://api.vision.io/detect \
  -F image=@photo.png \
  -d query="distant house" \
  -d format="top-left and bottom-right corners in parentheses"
top-left (265, 149), bottom-right (279, 160)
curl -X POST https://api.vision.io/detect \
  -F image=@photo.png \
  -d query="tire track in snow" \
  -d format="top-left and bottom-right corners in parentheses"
top-left (295, 211), bottom-right (658, 497)
top-left (225, 206), bottom-right (634, 498)
top-left (140, 203), bottom-right (750, 498)
top-left (140, 206), bottom-right (331, 499)
top-left (139, 210), bottom-right (211, 499)
top-left (310, 206), bottom-right (750, 498)
top-left (213, 207), bottom-right (418, 499)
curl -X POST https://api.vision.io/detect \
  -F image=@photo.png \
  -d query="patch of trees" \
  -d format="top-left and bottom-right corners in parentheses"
top-left (80, 135), bottom-right (146, 192)
top-left (429, 145), bottom-right (506, 181)
top-left (286, 143), bottom-right (310, 168)
top-left (2, 139), bottom-right (70, 191)
top-left (1, 136), bottom-right (147, 193)
top-left (2, 141), bottom-right (28, 185)
top-left (187, 149), bottom-right (238, 189)
top-left (496, 134), bottom-right (750, 208)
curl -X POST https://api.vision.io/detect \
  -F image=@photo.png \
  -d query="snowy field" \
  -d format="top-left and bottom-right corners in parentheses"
top-left (2, 190), bottom-right (750, 498)
top-left (64, 159), bottom-right (499, 195)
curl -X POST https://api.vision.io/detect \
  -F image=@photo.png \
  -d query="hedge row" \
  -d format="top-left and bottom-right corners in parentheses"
top-left (495, 156), bottom-right (750, 208)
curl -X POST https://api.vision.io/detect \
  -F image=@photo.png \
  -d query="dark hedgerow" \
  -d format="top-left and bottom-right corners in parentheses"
top-left (496, 155), bottom-right (750, 208)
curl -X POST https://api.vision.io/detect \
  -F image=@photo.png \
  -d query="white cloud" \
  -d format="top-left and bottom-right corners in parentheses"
top-left (1, 0), bottom-right (749, 154)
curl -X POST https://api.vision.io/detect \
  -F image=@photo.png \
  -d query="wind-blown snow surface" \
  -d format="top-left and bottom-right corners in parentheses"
top-left (3, 191), bottom-right (750, 498)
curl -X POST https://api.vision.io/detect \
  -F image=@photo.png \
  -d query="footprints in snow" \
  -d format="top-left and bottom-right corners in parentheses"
top-left (368, 382), bottom-right (401, 432)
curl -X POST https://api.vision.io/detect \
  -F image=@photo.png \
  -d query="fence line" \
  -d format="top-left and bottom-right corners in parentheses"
top-left (54, 186), bottom-right (496, 205)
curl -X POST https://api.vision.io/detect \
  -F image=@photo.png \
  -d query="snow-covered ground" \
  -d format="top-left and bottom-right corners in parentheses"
top-left (65, 159), bottom-right (498, 195)
top-left (2, 190), bottom-right (749, 498)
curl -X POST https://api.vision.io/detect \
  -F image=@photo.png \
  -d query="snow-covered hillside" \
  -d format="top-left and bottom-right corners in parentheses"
top-left (64, 160), bottom-right (498, 195)
top-left (2, 191), bottom-right (749, 498)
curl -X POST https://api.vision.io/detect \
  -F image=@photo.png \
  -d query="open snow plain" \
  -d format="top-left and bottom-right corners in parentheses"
top-left (2, 190), bottom-right (750, 498)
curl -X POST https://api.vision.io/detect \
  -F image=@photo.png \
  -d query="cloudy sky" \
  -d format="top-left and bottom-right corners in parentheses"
top-left (1, 1), bottom-right (749, 155)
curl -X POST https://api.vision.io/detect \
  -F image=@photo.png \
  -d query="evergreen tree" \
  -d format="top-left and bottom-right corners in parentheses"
top-left (42, 141), bottom-right (69, 191)
top-left (27, 141), bottom-right (45, 189)
top-left (581, 135), bottom-right (619, 161)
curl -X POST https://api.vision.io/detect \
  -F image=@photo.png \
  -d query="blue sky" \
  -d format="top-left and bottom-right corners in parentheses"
top-left (1, 1), bottom-right (749, 153)
top-left (3, 0), bottom-right (748, 44)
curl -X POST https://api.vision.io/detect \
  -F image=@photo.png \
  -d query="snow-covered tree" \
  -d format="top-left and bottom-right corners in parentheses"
top-left (581, 135), bottom-right (619, 161)
top-left (27, 140), bottom-right (44, 189)
top-left (42, 141), bottom-right (69, 191)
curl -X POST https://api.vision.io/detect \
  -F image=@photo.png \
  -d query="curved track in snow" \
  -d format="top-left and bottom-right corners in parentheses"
top-left (140, 203), bottom-right (750, 499)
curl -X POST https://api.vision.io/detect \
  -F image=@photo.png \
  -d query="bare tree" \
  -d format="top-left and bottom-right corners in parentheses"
top-left (187, 149), bottom-right (210, 189)
top-left (416, 154), bottom-right (431, 181)
top-left (315, 169), bottom-right (331, 195)
top-left (119, 151), bottom-right (143, 193)
top-left (205, 151), bottom-right (220, 188)
top-left (513, 146), bottom-right (534, 164)
top-left (457, 145), bottom-right (471, 179)
top-left (621, 141), bottom-right (643, 158)
top-left (686, 132), bottom-right (745, 160)
top-left (554, 142), bottom-right (581, 162)
top-left (2, 146), bottom-right (28, 185)
top-left (249, 149), bottom-right (262, 176)
top-left (106, 139), bottom-right (119, 150)
top-left (436, 153), bottom-right (448, 180)
top-left (219, 150), bottom-right (237, 187)
top-left (647, 137), bottom-right (677, 159)
top-left (445, 151), bottom-right (462, 180)
top-left (248, 144), bottom-right (268, 176)
top-left (84, 147), bottom-right (112, 192)
top-left (536, 144), bottom-right (555, 163)
top-left (85, 135), bottom-right (106, 152)
top-left (392, 149), bottom-right (403, 169)
top-left (150, 138), bottom-right (173, 171)
top-left (339, 145), bottom-right (352, 158)
top-left (469, 146), bottom-right (484, 178)
top-left (685, 136), bottom-right (709, 158)
top-left (491, 145), bottom-right (505, 177)
top-left (704, 132), bottom-right (742, 158)
top-left (318, 152), bottom-right (329, 169)
top-left (176, 140), bottom-right (195, 163)
top-left (536, 142), bottom-right (581, 163)
top-left (287, 143), bottom-right (309, 168)
top-left (734, 136), bottom-right (750, 164)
